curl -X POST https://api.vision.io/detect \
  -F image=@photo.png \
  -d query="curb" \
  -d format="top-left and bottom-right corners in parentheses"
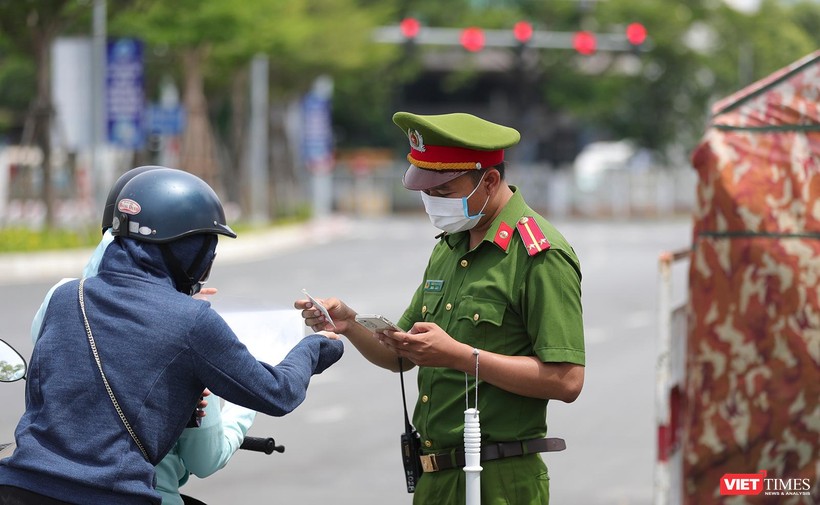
top-left (0, 216), bottom-right (352, 286)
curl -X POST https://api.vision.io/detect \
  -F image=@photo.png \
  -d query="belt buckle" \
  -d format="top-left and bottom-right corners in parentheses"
top-left (419, 454), bottom-right (439, 473)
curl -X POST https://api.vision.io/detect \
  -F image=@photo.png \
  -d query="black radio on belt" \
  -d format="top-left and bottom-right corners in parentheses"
top-left (400, 428), bottom-right (423, 493)
top-left (398, 359), bottom-right (422, 493)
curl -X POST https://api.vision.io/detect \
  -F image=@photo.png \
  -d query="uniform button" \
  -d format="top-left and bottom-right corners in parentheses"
top-left (460, 260), bottom-right (469, 268)
top-left (445, 303), bottom-right (452, 311)
top-left (421, 395), bottom-right (429, 403)
top-left (424, 440), bottom-right (432, 448)
top-left (473, 313), bottom-right (480, 321)
top-left (422, 305), bottom-right (427, 314)
top-left (499, 230), bottom-right (509, 239)
top-left (519, 217), bottom-right (529, 224)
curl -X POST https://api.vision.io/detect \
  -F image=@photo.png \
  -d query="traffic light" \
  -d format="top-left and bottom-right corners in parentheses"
top-left (625, 22), bottom-right (647, 53)
top-left (513, 21), bottom-right (533, 45)
top-left (573, 31), bottom-right (596, 55)
top-left (460, 27), bottom-right (485, 52)
top-left (400, 17), bottom-right (421, 41)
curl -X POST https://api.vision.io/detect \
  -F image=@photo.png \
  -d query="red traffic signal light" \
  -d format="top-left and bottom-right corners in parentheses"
top-left (626, 22), bottom-right (647, 46)
top-left (573, 31), bottom-right (596, 55)
top-left (513, 21), bottom-right (533, 44)
top-left (460, 27), bottom-right (485, 52)
top-left (400, 17), bottom-right (420, 39)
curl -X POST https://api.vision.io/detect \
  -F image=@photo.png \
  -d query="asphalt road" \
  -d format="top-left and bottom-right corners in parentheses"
top-left (0, 214), bottom-right (692, 504)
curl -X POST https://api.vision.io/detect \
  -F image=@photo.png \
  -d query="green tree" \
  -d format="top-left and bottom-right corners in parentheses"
top-left (0, 37), bottom-right (36, 136)
top-left (0, 0), bottom-right (90, 227)
top-left (206, 0), bottom-right (394, 215)
top-left (111, 0), bottom-right (249, 190)
top-left (703, 0), bottom-right (818, 92)
top-left (112, 0), bottom-right (393, 218)
top-left (0, 360), bottom-right (26, 381)
top-left (525, 0), bottom-right (817, 157)
top-left (2, 0), bottom-right (816, 229)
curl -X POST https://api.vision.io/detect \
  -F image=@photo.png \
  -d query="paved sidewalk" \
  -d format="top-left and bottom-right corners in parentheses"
top-left (0, 216), bottom-right (353, 286)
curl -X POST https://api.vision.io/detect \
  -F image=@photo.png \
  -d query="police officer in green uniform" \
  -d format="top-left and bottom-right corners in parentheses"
top-left (297, 112), bottom-right (585, 504)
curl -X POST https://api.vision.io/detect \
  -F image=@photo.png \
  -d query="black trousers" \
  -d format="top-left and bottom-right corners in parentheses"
top-left (0, 486), bottom-right (75, 505)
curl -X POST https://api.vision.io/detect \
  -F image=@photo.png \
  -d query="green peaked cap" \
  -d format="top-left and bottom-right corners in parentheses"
top-left (392, 112), bottom-right (520, 190)
top-left (392, 112), bottom-right (520, 151)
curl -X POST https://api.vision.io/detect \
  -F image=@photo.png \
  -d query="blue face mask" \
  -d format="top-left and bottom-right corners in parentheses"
top-left (420, 173), bottom-right (489, 233)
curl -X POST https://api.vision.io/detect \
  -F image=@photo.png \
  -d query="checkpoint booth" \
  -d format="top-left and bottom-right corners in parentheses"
top-left (679, 51), bottom-right (820, 503)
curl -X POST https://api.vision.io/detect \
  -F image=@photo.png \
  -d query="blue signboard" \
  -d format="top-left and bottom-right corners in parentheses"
top-left (106, 38), bottom-right (145, 149)
top-left (147, 104), bottom-right (186, 136)
top-left (301, 93), bottom-right (333, 172)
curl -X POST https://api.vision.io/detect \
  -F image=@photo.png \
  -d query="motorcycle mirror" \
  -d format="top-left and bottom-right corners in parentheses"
top-left (0, 339), bottom-right (26, 382)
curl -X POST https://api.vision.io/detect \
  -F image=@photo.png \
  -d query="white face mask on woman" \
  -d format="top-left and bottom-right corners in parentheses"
top-left (420, 173), bottom-right (489, 233)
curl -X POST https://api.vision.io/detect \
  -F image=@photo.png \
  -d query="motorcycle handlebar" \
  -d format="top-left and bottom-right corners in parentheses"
top-left (240, 436), bottom-right (284, 455)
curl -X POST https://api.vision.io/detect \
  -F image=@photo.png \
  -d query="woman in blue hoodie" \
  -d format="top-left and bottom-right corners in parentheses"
top-left (0, 168), bottom-right (344, 504)
top-left (28, 166), bottom-right (259, 504)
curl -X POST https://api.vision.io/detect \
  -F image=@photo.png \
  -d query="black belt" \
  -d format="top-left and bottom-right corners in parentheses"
top-left (419, 437), bottom-right (566, 473)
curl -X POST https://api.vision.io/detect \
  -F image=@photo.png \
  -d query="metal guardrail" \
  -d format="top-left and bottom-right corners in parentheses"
top-left (654, 248), bottom-right (691, 505)
top-left (332, 162), bottom-right (697, 219)
top-left (0, 158), bottom-right (696, 227)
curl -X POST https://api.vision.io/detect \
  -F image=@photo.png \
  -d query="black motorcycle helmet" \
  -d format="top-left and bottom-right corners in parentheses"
top-left (111, 168), bottom-right (236, 243)
top-left (100, 165), bottom-right (163, 234)
top-left (111, 168), bottom-right (237, 294)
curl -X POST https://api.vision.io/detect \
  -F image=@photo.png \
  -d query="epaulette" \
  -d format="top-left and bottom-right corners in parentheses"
top-left (516, 216), bottom-right (550, 256)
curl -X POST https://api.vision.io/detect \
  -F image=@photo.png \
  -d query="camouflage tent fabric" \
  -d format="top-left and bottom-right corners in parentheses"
top-left (686, 51), bottom-right (820, 504)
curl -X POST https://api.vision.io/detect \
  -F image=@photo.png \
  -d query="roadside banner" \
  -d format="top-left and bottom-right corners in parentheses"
top-left (301, 83), bottom-right (334, 174)
top-left (146, 104), bottom-right (185, 137)
top-left (106, 38), bottom-right (145, 149)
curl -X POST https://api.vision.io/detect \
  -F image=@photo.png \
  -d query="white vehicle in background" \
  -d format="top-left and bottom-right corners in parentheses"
top-left (573, 139), bottom-right (653, 192)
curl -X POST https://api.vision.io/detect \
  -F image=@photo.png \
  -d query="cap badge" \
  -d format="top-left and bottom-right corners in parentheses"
top-left (408, 128), bottom-right (426, 152)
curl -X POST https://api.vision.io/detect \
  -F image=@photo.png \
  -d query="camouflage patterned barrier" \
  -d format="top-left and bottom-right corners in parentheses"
top-left (685, 51), bottom-right (820, 504)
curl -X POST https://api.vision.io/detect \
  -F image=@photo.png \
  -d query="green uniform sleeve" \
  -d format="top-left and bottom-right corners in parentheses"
top-left (525, 248), bottom-right (585, 365)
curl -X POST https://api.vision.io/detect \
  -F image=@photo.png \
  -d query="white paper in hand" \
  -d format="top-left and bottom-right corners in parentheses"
top-left (219, 309), bottom-right (307, 365)
top-left (302, 289), bottom-right (336, 329)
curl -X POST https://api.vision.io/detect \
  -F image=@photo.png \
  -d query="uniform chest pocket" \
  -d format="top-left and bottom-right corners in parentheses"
top-left (420, 293), bottom-right (444, 321)
top-left (456, 296), bottom-right (506, 329)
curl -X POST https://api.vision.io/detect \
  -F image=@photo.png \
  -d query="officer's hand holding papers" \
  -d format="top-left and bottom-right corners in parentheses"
top-left (376, 322), bottom-right (467, 368)
top-left (295, 290), bottom-right (468, 371)
top-left (296, 289), bottom-right (462, 368)
top-left (295, 294), bottom-right (412, 373)
top-left (301, 289), bottom-right (336, 329)
top-left (296, 293), bottom-right (355, 334)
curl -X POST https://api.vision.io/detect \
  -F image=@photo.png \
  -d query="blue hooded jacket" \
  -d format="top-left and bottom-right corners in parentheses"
top-left (0, 236), bottom-right (343, 504)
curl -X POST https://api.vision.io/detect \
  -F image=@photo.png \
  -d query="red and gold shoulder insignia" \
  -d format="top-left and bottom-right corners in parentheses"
top-left (516, 216), bottom-right (551, 256)
top-left (493, 222), bottom-right (514, 251)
